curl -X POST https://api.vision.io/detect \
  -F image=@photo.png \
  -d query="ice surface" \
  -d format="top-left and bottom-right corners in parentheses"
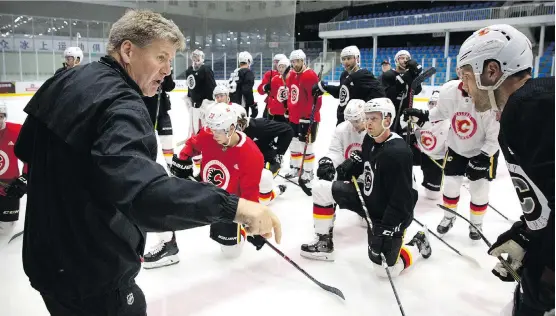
top-left (0, 93), bottom-right (521, 316)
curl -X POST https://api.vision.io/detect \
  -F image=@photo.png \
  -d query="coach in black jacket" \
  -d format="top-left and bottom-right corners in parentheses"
top-left (14, 10), bottom-right (280, 315)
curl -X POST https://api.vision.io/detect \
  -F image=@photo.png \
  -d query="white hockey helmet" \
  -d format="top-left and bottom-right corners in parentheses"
top-left (213, 84), bottom-right (229, 99)
top-left (341, 45), bottom-right (361, 63)
top-left (238, 51), bottom-right (253, 65)
top-left (205, 103), bottom-right (238, 133)
top-left (457, 24), bottom-right (533, 91)
top-left (289, 49), bottom-right (306, 61)
top-left (229, 103), bottom-right (249, 131)
top-left (364, 98), bottom-right (396, 126)
top-left (428, 90), bottom-right (440, 110)
top-left (395, 50), bottom-right (411, 62)
top-left (344, 99), bottom-right (366, 121)
top-left (273, 53), bottom-right (287, 62)
top-left (64, 46), bottom-right (83, 61)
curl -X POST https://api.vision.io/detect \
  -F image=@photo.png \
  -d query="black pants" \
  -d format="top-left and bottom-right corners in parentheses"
top-left (421, 153), bottom-right (444, 192)
top-left (41, 283), bottom-right (146, 316)
top-left (444, 147), bottom-right (499, 181)
top-left (268, 114), bottom-right (288, 123)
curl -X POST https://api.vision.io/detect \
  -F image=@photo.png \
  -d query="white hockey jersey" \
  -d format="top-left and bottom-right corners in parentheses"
top-left (429, 80), bottom-right (500, 158)
top-left (414, 119), bottom-right (450, 160)
top-left (325, 120), bottom-right (366, 168)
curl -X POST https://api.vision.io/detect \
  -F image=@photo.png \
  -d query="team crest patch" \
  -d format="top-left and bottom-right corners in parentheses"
top-left (203, 160), bottom-right (230, 190)
top-left (363, 161), bottom-right (374, 196)
top-left (344, 143), bottom-right (362, 159)
top-left (126, 292), bottom-right (134, 305)
top-left (451, 112), bottom-right (477, 140)
top-left (277, 86), bottom-right (288, 103)
top-left (186, 74), bottom-right (196, 89)
top-left (339, 85), bottom-right (349, 107)
top-left (290, 85), bottom-right (299, 104)
top-left (0, 150), bottom-right (9, 176)
top-left (420, 130), bottom-right (437, 151)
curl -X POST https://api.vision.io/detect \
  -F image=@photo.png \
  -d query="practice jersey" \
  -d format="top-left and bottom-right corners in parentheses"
top-left (414, 120), bottom-right (450, 160)
top-left (0, 122), bottom-right (27, 182)
top-left (179, 128), bottom-right (263, 202)
top-left (325, 121), bottom-right (365, 168)
top-left (229, 67), bottom-right (255, 107)
top-left (429, 80), bottom-right (499, 158)
top-left (244, 118), bottom-right (294, 163)
top-left (286, 68), bottom-right (322, 124)
top-left (359, 133), bottom-right (417, 229)
top-left (185, 65), bottom-right (217, 108)
top-left (266, 73), bottom-right (288, 116)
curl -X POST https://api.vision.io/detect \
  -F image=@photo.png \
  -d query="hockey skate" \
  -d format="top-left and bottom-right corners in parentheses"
top-left (437, 215), bottom-right (456, 235)
top-left (284, 167), bottom-right (300, 180)
top-left (300, 232), bottom-right (334, 261)
top-left (469, 223), bottom-right (483, 241)
top-left (300, 170), bottom-right (314, 186)
top-left (407, 229), bottom-right (432, 259)
top-left (143, 235), bottom-right (180, 269)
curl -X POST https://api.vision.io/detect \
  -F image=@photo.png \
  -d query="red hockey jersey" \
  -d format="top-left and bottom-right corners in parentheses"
top-left (286, 68), bottom-right (322, 124)
top-left (257, 70), bottom-right (274, 96)
top-left (179, 128), bottom-right (263, 202)
top-left (0, 122), bottom-right (27, 183)
top-left (267, 73), bottom-right (288, 116)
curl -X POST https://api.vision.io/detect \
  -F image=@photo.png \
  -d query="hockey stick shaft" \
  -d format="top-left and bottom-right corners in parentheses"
top-left (462, 185), bottom-right (510, 221)
top-left (276, 173), bottom-right (302, 187)
top-left (8, 230), bottom-right (23, 244)
top-left (436, 204), bottom-right (521, 282)
top-left (381, 253), bottom-right (406, 316)
top-left (264, 240), bottom-right (345, 300)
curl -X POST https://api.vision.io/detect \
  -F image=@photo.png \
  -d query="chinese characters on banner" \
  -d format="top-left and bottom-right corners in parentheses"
top-left (0, 37), bottom-right (105, 54)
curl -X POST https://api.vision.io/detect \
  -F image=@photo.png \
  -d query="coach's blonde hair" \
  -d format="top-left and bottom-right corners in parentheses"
top-left (107, 10), bottom-right (185, 54)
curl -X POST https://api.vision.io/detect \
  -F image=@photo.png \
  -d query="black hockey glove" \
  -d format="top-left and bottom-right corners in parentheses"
top-left (336, 150), bottom-right (363, 181)
top-left (170, 155), bottom-right (194, 179)
top-left (312, 81), bottom-right (327, 97)
top-left (249, 104), bottom-right (259, 118)
top-left (403, 108), bottom-right (429, 127)
top-left (4, 174), bottom-right (27, 198)
top-left (368, 223), bottom-right (403, 266)
top-left (465, 152), bottom-right (491, 181)
top-left (263, 83), bottom-right (271, 94)
top-left (266, 154), bottom-right (282, 177)
top-left (247, 235), bottom-right (266, 250)
top-left (317, 157), bottom-right (336, 181)
top-left (488, 217), bottom-right (531, 281)
top-left (406, 59), bottom-right (423, 78)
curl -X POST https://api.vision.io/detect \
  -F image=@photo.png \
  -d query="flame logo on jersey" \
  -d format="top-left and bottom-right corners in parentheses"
top-left (477, 28), bottom-right (490, 36)
top-left (202, 160), bottom-right (230, 190)
top-left (0, 150), bottom-right (9, 176)
top-left (363, 161), bottom-right (374, 196)
top-left (451, 112), bottom-right (477, 140)
top-left (290, 84), bottom-right (299, 104)
top-left (277, 86), bottom-right (288, 103)
top-left (339, 85), bottom-right (350, 107)
top-left (419, 130), bottom-right (437, 151)
top-left (344, 143), bottom-right (362, 159)
top-left (186, 74), bottom-right (196, 89)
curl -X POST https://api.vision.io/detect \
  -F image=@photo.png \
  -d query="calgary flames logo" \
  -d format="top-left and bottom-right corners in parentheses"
top-left (451, 112), bottom-right (477, 140)
top-left (345, 143), bottom-right (362, 159)
top-left (420, 131), bottom-right (437, 151)
top-left (363, 161), bottom-right (374, 196)
top-left (202, 160), bottom-right (230, 190)
top-left (290, 84), bottom-right (299, 104)
top-left (0, 150), bottom-right (9, 176)
top-left (186, 74), bottom-right (196, 89)
top-left (339, 85), bottom-right (349, 107)
top-left (477, 28), bottom-right (490, 36)
top-left (277, 86), bottom-right (288, 103)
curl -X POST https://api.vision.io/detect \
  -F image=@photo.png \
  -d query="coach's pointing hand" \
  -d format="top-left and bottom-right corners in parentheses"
top-left (235, 198), bottom-right (282, 244)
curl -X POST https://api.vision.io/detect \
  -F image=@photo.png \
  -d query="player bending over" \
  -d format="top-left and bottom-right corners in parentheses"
top-left (300, 97), bottom-right (431, 278)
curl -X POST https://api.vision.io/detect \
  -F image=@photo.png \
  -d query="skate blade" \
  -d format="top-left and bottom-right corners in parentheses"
top-left (142, 255), bottom-right (180, 269)
top-left (300, 250), bottom-right (335, 262)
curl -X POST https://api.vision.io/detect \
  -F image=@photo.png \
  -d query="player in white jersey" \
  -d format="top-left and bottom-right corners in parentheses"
top-left (404, 79), bottom-right (500, 240)
top-left (412, 90), bottom-right (450, 200)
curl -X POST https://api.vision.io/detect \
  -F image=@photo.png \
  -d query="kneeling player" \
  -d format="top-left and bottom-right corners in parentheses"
top-left (300, 98), bottom-right (431, 277)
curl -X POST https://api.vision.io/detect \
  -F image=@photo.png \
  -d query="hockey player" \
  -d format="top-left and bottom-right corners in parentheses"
top-left (404, 78), bottom-right (500, 240)
top-left (284, 49), bottom-right (322, 183)
top-left (265, 57), bottom-right (291, 123)
top-left (412, 91), bottom-right (449, 200)
top-left (229, 51), bottom-right (257, 118)
top-left (300, 98), bottom-right (431, 277)
top-left (457, 24), bottom-right (554, 316)
top-left (55, 46), bottom-right (84, 74)
top-left (184, 49), bottom-right (217, 137)
top-left (381, 50), bottom-right (423, 132)
top-left (0, 103), bottom-right (28, 249)
top-left (312, 45), bottom-right (385, 125)
top-left (258, 53), bottom-right (287, 118)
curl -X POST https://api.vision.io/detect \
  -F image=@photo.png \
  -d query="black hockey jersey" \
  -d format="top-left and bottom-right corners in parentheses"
top-left (357, 132), bottom-right (417, 229)
top-left (327, 68), bottom-right (385, 124)
top-left (244, 118), bottom-right (294, 163)
top-left (382, 69), bottom-right (423, 127)
top-left (185, 65), bottom-right (216, 108)
top-left (229, 67), bottom-right (255, 106)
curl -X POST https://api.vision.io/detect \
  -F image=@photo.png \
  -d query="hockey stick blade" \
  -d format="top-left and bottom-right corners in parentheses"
top-left (8, 230), bottom-right (23, 244)
top-left (411, 67), bottom-right (437, 90)
top-left (298, 178), bottom-right (312, 196)
top-left (436, 204), bottom-right (521, 282)
top-left (264, 240), bottom-right (345, 300)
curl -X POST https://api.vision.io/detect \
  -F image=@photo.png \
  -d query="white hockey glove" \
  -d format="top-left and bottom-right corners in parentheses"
top-left (184, 95), bottom-right (193, 109)
top-left (488, 218), bottom-right (530, 282)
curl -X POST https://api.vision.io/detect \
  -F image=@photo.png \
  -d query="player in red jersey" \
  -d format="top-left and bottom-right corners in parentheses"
top-left (285, 49), bottom-right (322, 184)
top-left (258, 53), bottom-right (287, 118)
top-left (0, 103), bottom-right (28, 248)
top-left (265, 57), bottom-right (291, 123)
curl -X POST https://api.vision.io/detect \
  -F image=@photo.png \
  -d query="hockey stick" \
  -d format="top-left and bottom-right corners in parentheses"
top-left (276, 173), bottom-right (302, 188)
top-left (436, 204), bottom-right (521, 282)
top-left (462, 184), bottom-right (511, 221)
top-left (8, 230), bottom-right (23, 244)
top-left (264, 240), bottom-right (345, 300)
top-left (352, 177), bottom-right (406, 315)
top-left (154, 88), bottom-right (162, 131)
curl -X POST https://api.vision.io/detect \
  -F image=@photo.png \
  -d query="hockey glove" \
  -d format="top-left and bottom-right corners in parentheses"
top-left (336, 150), bottom-right (363, 181)
top-left (465, 152), bottom-right (491, 181)
top-left (266, 154), bottom-right (283, 177)
top-left (247, 235), bottom-right (266, 250)
top-left (263, 84), bottom-right (271, 94)
top-left (368, 223), bottom-right (403, 266)
top-left (407, 59), bottom-right (422, 77)
top-left (170, 155), bottom-right (194, 179)
top-left (316, 157), bottom-right (336, 181)
top-left (312, 81), bottom-right (327, 97)
top-left (403, 108), bottom-right (429, 127)
top-left (249, 104), bottom-right (259, 118)
top-left (488, 217), bottom-right (530, 282)
top-left (4, 174), bottom-right (27, 198)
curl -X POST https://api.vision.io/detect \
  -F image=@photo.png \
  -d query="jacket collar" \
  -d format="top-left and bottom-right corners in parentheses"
top-left (99, 55), bottom-right (144, 96)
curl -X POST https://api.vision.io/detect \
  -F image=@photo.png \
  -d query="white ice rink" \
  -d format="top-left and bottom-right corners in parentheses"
top-left (0, 92), bottom-right (522, 316)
